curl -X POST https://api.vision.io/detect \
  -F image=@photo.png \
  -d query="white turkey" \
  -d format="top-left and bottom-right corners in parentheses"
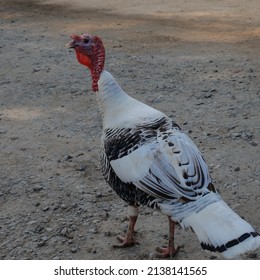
top-left (66, 33), bottom-right (260, 258)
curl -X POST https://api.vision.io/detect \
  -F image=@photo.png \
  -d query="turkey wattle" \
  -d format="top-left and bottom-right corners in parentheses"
top-left (66, 33), bottom-right (260, 258)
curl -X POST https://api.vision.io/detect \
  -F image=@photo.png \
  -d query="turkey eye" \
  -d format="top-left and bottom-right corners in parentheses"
top-left (83, 38), bottom-right (89, 43)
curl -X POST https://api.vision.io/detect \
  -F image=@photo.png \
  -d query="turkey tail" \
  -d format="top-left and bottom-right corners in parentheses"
top-left (181, 200), bottom-right (260, 259)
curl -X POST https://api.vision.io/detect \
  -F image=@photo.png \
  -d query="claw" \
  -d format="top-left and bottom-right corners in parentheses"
top-left (155, 216), bottom-right (180, 258)
top-left (156, 245), bottom-right (180, 258)
top-left (113, 235), bottom-right (139, 248)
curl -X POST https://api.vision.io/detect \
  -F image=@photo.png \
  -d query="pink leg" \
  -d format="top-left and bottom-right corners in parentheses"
top-left (113, 215), bottom-right (139, 248)
top-left (156, 216), bottom-right (180, 258)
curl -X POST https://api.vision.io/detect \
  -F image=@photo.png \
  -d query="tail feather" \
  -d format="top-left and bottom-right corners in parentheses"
top-left (181, 200), bottom-right (260, 258)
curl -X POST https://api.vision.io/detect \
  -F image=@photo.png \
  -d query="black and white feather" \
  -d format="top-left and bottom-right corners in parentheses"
top-left (97, 70), bottom-right (260, 258)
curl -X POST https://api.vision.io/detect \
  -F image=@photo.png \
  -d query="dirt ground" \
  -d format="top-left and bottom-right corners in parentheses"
top-left (1, 0), bottom-right (260, 260)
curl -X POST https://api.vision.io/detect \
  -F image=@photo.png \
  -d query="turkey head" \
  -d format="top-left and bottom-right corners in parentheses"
top-left (66, 33), bottom-right (105, 92)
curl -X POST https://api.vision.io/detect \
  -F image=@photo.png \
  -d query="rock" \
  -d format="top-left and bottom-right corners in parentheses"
top-left (34, 224), bottom-right (44, 233)
top-left (250, 141), bottom-right (258, 146)
top-left (33, 185), bottom-right (43, 192)
top-left (95, 192), bottom-right (102, 198)
top-left (42, 205), bottom-right (49, 212)
top-left (76, 164), bottom-right (87, 172)
top-left (70, 247), bottom-right (78, 253)
top-left (60, 227), bottom-right (74, 239)
top-left (204, 92), bottom-right (213, 99)
top-left (64, 155), bottom-right (73, 161)
top-left (234, 167), bottom-right (240, 172)
top-left (89, 227), bottom-right (98, 234)
top-left (232, 132), bottom-right (241, 139)
top-left (37, 236), bottom-right (48, 247)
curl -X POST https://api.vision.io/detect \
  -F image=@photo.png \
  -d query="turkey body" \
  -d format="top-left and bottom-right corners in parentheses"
top-left (99, 70), bottom-right (214, 212)
top-left (96, 70), bottom-right (260, 258)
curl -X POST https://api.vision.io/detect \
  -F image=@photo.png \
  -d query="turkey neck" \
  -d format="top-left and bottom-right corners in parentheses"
top-left (96, 70), bottom-right (131, 126)
top-left (96, 70), bottom-right (166, 129)
top-left (97, 70), bottom-right (129, 107)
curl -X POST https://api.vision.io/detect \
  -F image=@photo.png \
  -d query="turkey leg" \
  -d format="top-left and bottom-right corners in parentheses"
top-left (113, 206), bottom-right (139, 248)
top-left (156, 216), bottom-right (180, 258)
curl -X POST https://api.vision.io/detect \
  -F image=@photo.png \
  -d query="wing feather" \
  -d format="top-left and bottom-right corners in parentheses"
top-left (110, 127), bottom-right (212, 202)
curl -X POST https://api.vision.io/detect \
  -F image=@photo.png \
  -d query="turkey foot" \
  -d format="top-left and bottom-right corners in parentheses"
top-left (156, 216), bottom-right (180, 258)
top-left (113, 234), bottom-right (139, 248)
top-left (113, 214), bottom-right (139, 248)
top-left (156, 245), bottom-right (180, 258)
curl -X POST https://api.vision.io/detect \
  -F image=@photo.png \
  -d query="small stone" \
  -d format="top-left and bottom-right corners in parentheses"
top-left (234, 167), bottom-right (240, 172)
top-left (38, 236), bottom-right (48, 247)
top-left (250, 141), bottom-right (258, 146)
top-left (77, 164), bottom-right (87, 172)
top-left (95, 192), bottom-right (102, 198)
top-left (64, 155), bottom-right (73, 161)
top-left (61, 204), bottom-right (67, 210)
top-left (232, 132), bottom-right (241, 139)
top-left (27, 220), bottom-right (37, 225)
top-left (34, 224), bottom-right (44, 233)
top-left (204, 92), bottom-right (213, 98)
top-left (89, 227), bottom-right (98, 234)
top-left (42, 205), bottom-right (49, 212)
top-left (60, 227), bottom-right (74, 239)
top-left (33, 185), bottom-right (43, 192)
top-left (70, 247), bottom-right (78, 253)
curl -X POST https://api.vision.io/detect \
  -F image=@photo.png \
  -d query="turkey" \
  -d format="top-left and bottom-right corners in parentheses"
top-left (66, 33), bottom-right (260, 258)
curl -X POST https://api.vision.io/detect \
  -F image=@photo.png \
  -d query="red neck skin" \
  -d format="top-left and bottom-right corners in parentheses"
top-left (75, 37), bottom-right (105, 92)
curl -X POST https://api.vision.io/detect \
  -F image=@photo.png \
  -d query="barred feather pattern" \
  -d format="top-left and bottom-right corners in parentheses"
top-left (100, 117), bottom-right (173, 207)
top-left (100, 114), bottom-right (215, 214)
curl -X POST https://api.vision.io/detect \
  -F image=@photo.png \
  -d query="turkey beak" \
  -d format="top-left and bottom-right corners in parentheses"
top-left (65, 40), bottom-right (76, 49)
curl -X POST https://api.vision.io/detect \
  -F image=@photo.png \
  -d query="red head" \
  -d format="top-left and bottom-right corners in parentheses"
top-left (66, 33), bottom-right (105, 92)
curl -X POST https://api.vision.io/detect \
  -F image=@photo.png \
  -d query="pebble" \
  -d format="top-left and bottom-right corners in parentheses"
top-left (76, 164), bottom-right (87, 172)
top-left (89, 227), bottom-right (98, 234)
top-left (42, 205), bottom-right (49, 212)
top-left (34, 224), bottom-right (44, 233)
top-left (70, 247), bottom-right (78, 253)
top-left (95, 192), bottom-right (102, 198)
top-left (60, 227), bottom-right (71, 237)
top-left (232, 132), bottom-right (241, 139)
top-left (234, 167), bottom-right (240, 172)
top-left (33, 185), bottom-right (43, 192)
top-left (37, 236), bottom-right (48, 247)
top-left (204, 92), bottom-right (213, 99)
top-left (250, 141), bottom-right (257, 146)
top-left (64, 155), bottom-right (73, 161)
